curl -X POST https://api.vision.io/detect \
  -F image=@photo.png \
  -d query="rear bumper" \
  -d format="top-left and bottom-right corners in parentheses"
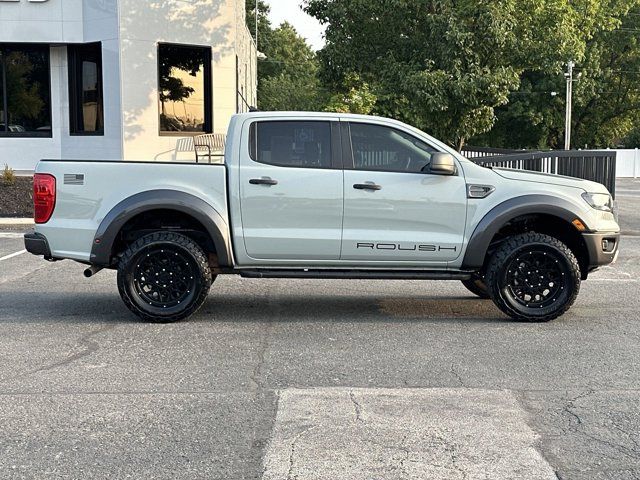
top-left (24, 232), bottom-right (52, 258)
top-left (583, 232), bottom-right (620, 268)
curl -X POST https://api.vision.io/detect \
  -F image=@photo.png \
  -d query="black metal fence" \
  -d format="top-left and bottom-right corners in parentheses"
top-left (462, 148), bottom-right (617, 198)
top-left (461, 146), bottom-right (522, 159)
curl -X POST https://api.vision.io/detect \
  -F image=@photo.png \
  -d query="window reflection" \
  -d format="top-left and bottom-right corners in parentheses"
top-left (350, 123), bottom-right (436, 173)
top-left (253, 121), bottom-right (332, 169)
top-left (0, 45), bottom-right (51, 136)
top-left (68, 43), bottom-right (104, 134)
top-left (158, 44), bottom-right (212, 133)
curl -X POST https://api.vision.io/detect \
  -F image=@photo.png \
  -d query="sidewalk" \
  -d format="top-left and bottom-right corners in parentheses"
top-left (0, 218), bottom-right (33, 225)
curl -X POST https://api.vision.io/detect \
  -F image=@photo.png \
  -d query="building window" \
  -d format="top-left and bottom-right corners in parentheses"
top-left (158, 43), bottom-right (212, 134)
top-left (251, 121), bottom-right (332, 169)
top-left (68, 43), bottom-right (104, 135)
top-left (0, 44), bottom-right (51, 137)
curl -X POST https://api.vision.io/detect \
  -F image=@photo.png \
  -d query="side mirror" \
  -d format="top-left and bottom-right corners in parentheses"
top-left (429, 153), bottom-right (457, 176)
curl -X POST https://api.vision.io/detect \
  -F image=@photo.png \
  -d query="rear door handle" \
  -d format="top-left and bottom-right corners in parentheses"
top-left (249, 177), bottom-right (278, 186)
top-left (353, 183), bottom-right (382, 191)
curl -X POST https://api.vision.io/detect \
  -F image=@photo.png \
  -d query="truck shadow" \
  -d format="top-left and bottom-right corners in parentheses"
top-left (198, 294), bottom-right (505, 324)
top-left (2, 291), bottom-right (506, 325)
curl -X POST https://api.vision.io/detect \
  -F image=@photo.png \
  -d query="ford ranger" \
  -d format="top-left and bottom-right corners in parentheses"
top-left (24, 112), bottom-right (620, 322)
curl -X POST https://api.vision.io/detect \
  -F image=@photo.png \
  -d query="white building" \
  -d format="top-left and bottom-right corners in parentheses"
top-left (0, 0), bottom-right (257, 171)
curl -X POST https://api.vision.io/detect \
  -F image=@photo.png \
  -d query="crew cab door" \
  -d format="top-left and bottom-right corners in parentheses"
top-left (341, 122), bottom-right (467, 265)
top-left (238, 119), bottom-right (343, 261)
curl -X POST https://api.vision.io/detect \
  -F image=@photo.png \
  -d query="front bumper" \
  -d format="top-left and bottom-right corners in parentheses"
top-left (582, 232), bottom-right (620, 268)
top-left (24, 232), bottom-right (52, 259)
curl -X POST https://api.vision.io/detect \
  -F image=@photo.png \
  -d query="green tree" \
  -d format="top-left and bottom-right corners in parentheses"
top-left (324, 73), bottom-right (376, 114)
top-left (245, 0), bottom-right (273, 56)
top-left (305, 0), bottom-right (635, 150)
top-left (572, 5), bottom-right (640, 148)
top-left (246, 1), bottom-right (324, 111)
top-left (475, 2), bottom-right (640, 149)
top-left (256, 22), bottom-right (326, 111)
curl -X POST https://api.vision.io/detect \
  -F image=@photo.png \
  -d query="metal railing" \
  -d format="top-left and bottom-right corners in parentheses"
top-left (465, 149), bottom-right (618, 198)
top-left (193, 133), bottom-right (226, 164)
top-left (461, 146), bottom-right (522, 159)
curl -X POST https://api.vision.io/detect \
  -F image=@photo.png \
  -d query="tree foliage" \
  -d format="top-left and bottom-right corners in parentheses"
top-left (5, 52), bottom-right (45, 122)
top-left (158, 46), bottom-right (204, 108)
top-left (246, 2), bottom-right (326, 111)
top-left (324, 73), bottom-right (376, 114)
top-left (475, 2), bottom-right (640, 149)
top-left (305, 0), bottom-right (640, 149)
top-left (245, 0), bottom-right (274, 56)
top-left (258, 23), bottom-right (327, 111)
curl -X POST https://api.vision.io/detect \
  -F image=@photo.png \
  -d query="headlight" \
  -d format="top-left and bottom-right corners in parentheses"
top-left (581, 192), bottom-right (613, 212)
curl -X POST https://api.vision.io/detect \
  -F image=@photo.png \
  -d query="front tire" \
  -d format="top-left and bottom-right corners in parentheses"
top-left (117, 232), bottom-right (214, 323)
top-left (485, 233), bottom-right (580, 322)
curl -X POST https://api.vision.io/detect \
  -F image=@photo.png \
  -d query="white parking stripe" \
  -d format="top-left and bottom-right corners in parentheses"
top-left (0, 233), bottom-right (25, 239)
top-left (262, 388), bottom-right (556, 480)
top-left (0, 250), bottom-right (26, 262)
top-left (590, 278), bottom-right (638, 282)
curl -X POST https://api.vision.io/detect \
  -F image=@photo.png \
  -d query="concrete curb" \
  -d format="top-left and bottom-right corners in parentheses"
top-left (0, 218), bottom-right (34, 226)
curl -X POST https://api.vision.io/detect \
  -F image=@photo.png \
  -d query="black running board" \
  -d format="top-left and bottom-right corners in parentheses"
top-left (239, 269), bottom-right (472, 280)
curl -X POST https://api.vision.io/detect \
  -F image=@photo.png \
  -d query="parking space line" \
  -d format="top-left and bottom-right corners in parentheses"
top-left (590, 278), bottom-right (638, 282)
top-left (0, 250), bottom-right (26, 262)
top-left (0, 233), bottom-right (26, 239)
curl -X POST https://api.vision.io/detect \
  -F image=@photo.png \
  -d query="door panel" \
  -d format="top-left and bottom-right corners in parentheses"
top-left (341, 122), bottom-right (467, 264)
top-left (342, 171), bottom-right (467, 263)
top-left (239, 120), bottom-right (343, 261)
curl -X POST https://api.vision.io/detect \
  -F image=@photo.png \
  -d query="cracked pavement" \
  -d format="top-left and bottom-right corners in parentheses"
top-left (0, 180), bottom-right (639, 479)
top-left (262, 389), bottom-right (557, 479)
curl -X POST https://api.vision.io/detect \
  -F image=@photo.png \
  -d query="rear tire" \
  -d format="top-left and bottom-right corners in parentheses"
top-left (117, 232), bottom-right (214, 323)
top-left (461, 276), bottom-right (490, 299)
top-left (485, 233), bottom-right (580, 322)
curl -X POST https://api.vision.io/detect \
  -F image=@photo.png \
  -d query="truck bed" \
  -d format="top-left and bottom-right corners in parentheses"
top-left (35, 160), bottom-right (229, 262)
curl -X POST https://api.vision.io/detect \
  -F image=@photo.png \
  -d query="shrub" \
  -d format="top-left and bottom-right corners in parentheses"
top-left (2, 164), bottom-right (16, 186)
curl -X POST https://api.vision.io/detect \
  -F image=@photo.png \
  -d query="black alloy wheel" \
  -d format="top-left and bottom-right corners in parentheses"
top-left (117, 232), bottom-right (214, 322)
top-left (485, 232), bottom-right (581, 322)
top-left (132, 247), bottom-right (198, 309)
top-left (503, 249), bottom-right (568, 309)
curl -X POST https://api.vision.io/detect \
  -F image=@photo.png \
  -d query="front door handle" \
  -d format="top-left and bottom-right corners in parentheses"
top-left (249, 177), bottom-right (278, 186)
top-left (353, 183), bottom-right (382, 191)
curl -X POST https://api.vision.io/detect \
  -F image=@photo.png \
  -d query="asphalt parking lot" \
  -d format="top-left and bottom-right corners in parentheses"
top-left (1, 179), bottom-right (639, 479)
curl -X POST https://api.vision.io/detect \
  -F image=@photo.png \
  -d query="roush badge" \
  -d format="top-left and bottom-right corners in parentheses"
top-left (357, 243), bottom-right (457, 253)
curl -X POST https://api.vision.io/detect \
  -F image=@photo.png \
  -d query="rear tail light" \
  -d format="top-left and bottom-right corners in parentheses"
top-left (33, 173), bottom-right (56, 224)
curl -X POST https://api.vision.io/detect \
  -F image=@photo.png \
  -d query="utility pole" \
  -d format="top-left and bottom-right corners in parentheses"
top-left (564, 61), bottom-right (575, 150)
top-left (255, 0), bottom-right (258, 53)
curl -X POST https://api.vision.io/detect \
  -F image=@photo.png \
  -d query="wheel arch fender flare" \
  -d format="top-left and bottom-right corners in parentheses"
top-left (461, 194), bottom-right (585, 270)
top-left (90, 189), bottom-right (233, 267)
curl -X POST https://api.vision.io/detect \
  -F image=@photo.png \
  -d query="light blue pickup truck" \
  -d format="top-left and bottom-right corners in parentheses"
top-left (25, 112), bottom-right (620, 323)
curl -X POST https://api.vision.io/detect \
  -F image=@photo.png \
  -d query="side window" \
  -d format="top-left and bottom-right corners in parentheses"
top-left (350, 123), bottom-right (437, 173)
top-left (252, 121), bottom-right (332, 169)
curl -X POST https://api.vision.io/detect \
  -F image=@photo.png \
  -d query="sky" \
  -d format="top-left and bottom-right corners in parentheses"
top-left (266, 0), bottom-right (326, 51)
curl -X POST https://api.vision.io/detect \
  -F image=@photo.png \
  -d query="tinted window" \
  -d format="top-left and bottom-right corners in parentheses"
top-left (0, 44), bottom-right (51, 137)
top-left (68, 43), bottom-right (104, 135)
top-left (254, 121), bottom-right (332, 168)
top-left (350, 123), bottom-right (436, 173)
top-left (158, 44), bottom-right (212, 133)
